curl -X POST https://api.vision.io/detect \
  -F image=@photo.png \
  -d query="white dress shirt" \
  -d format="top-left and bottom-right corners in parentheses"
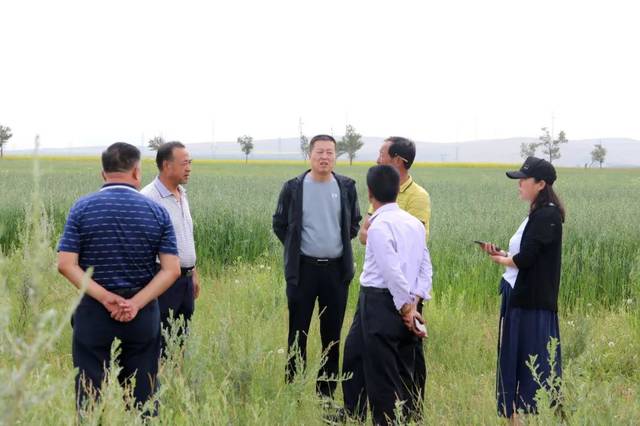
top-left (360, 202), bottom-right (433, 310)
top-left (141, 177), bottom-right (197, 268)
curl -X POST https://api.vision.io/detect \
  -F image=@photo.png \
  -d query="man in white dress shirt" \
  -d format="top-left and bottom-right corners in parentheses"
top-left (141, 141), bottom-right (200, 354)
top-left (342, 164), bottom-right (433, 426)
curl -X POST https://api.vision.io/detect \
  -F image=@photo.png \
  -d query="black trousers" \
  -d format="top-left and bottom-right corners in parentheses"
top-left (286, 258), bottom-right (348, 398)
top-left (343, 297), bottom-right (426, 423)
top-left (342, 287), bottom-right (416, 426)
top-left (158, 275), bottom-right (195, 355)
top-left (72, 295), bottom-right (160, 411)
top-left (412, 301), bottom-right (427, 409)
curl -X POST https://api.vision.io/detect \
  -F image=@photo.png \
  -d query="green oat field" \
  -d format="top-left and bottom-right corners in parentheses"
top-left (1, 157), bottom-right (639, 425)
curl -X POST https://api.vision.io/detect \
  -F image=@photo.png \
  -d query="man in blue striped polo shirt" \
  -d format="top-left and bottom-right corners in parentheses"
top-left (141, 141), bottom-right (199, 354)
top-left (57, 142), bottom-right (180, 414)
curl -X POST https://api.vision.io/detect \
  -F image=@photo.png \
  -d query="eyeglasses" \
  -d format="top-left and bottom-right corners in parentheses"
top-left (393, 154), bottom-right (409, 164)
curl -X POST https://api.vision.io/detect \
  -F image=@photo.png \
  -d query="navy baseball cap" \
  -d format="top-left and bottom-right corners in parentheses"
top-left (506, 156), bottom-right (557, 185)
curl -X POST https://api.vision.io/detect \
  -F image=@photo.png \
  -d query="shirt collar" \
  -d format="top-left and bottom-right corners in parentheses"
top-left (369, 202), bottom-right (400, 222)
top-left (400, 175), bottom-right (414, 193)
top-left (153, 176), bottom-right (185, 198)
top-left (100, 183), bottom-right (138, 192)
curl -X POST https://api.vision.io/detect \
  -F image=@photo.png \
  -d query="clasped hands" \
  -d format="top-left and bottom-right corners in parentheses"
top-left (101, 292), bottom-right (141, 322)
top-left (400, 303), bottom-right (427, 338)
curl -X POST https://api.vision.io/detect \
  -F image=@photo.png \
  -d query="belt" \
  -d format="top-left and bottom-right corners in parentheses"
top-left (109, 286), bottom-right (143, 297)
top-left (300, 255), bottom-right (341, 266)
top-left (155, 263), bottom-right (195, 277)
top-left (360, 286), bottom-right (390, 295)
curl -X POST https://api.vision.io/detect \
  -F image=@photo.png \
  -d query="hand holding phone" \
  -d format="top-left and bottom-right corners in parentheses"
top-left (474, 240), bottom-right (506, 256)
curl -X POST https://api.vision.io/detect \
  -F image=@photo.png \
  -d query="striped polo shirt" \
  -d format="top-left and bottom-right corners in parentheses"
top-left (57, 183), bottom-right (178, 290)
top-left (140, 177), bottom-right (196, 268)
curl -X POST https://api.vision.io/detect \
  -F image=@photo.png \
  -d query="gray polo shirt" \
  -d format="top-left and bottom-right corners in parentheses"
top-left (141, 177), bottom-right (197, 268)
top-left (300, 174), bottom-right (343, 259)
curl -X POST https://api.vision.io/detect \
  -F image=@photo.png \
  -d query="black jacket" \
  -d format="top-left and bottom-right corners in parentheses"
top-left (511, 204), bottom-right (563, 312)
top-left (272, 170), bottom-right (361, 286)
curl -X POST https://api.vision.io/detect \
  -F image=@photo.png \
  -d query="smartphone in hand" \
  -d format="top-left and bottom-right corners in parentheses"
top-left (474, 240), bottom-right (507, 257)
top-left (414, 317), bottom-right (427, 336)
top-left (473, 240), bottom-right (502, 252)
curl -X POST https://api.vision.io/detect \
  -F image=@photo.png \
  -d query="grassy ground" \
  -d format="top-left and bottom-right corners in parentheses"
top-left (1, 157), bottom-right (639, 424)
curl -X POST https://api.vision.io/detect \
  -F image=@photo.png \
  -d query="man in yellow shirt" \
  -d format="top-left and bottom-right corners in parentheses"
top-left (359, 137), bottom-right (431, 243)
top-left (351, 136), bottom-right (431, 420)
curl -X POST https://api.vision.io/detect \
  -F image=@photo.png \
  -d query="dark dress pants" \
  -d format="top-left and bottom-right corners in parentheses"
top-left (344, 295), bottom-right (425, 423)
top-left (158, 274), bottom-right (194, 355)
top-left (72, 295), bottom-right (161, 412)
top-left (343, 287), bottom-right (416, 426)
top-left (286, 258), bottom-right (348, 398)
top-left (411, 301), bottom-right (427, 412)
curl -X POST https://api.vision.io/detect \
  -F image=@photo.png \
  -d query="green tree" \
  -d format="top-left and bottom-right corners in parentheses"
top-left (538, 127), bottom-right (568, 163)
top-left (148, 136), bottom-right (165, 151)
top-left (591, 142), bottom-right (607, 168)
top-left (520, 141), bottom-right (540, 159)
top-left (299, 134), bottom-right (309, 160)
top-left (237, 135), bottom-right (254, 163)
top-left (336, 124), bottom-right (363, 166)
top-left (0, 125), bottom-right (13, 158)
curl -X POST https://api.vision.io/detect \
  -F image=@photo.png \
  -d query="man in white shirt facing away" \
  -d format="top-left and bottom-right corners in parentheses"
top-left (342, 164), bottom-right (433, 426)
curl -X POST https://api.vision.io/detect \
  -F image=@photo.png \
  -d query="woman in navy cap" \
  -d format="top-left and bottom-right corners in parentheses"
top-left (479, 156), bottom-right (564, 420)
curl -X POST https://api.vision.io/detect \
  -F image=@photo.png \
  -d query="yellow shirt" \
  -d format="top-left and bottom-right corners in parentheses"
top-left (368, 175), bottom-right (431, 240)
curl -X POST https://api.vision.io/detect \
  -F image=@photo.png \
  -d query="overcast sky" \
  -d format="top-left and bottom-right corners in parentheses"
top-left (1, 0), bottom-right (639, 150)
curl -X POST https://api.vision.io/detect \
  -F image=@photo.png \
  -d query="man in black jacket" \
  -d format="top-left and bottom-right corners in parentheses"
top-left (273, 134), bottom-right (361, 399)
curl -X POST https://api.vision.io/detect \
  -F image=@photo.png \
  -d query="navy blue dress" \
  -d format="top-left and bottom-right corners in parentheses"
top-left (496, 278), bottom-right (562, 417)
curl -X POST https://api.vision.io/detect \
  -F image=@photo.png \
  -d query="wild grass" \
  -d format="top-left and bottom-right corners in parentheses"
top-left (2, 158), bottom-right (638, 306)
top-left (0, 157), bottom-right (639, 424)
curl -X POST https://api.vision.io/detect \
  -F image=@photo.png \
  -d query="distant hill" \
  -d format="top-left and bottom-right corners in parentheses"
top-left (7, 137), bottom-right (640, 167)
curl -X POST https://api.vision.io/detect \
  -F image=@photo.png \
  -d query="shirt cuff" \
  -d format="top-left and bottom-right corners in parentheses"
top-left (411, 291), bottom-right (431, 302)
top-left (393, 294), bottom-right (415, 311)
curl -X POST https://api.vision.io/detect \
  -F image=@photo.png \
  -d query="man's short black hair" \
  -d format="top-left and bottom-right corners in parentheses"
top-left (309, 134), bottom-right (336, 151)
top-left (102, 142), bottom-right (141, 173)
top-left (156, 141), bottom-right (186, 170)
top-left (367, 165), bottom-right (400, 203)
top-left (386, 136), bottom-right (416, 170)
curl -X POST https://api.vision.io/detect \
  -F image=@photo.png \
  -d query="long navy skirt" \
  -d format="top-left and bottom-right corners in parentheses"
top-left (496, 279), bottom-right (562, 418)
